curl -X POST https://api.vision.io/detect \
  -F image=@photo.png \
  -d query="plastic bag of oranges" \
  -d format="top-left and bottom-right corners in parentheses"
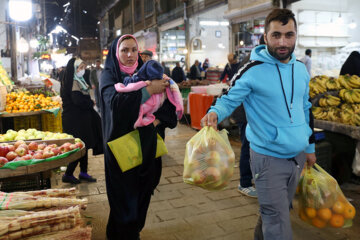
top-left (183, 126), bottom-right (235, 190)
top-left (298, 163), bottom-right (356, 228)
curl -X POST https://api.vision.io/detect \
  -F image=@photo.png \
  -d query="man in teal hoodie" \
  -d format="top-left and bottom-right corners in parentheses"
top-left (201, 8), bottom-right (316, 240)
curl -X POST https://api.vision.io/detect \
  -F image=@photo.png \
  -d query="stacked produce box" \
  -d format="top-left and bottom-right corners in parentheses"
top-left (0, 188), bottom-right (91, 239)
top-left (310, 74), bottom-right (360, 126)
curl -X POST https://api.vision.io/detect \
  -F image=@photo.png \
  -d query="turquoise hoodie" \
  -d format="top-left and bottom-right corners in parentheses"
top-left (209, 45), bottom-right (315, 158)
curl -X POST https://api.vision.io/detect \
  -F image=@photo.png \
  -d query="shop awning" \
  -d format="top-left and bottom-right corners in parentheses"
top-left (224, 1), bottom-right (273, 23)
top-left (159, 18), bottom-right (184, 32)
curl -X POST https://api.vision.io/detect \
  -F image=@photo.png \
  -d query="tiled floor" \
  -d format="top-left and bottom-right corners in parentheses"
top-left (52, 123), bottom-right (360, 240)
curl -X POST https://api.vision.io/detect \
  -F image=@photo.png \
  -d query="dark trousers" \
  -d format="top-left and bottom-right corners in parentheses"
top-left (238, 122), bottom-right (252, 188)
top-left (65, 150), bottom-right (88, 175)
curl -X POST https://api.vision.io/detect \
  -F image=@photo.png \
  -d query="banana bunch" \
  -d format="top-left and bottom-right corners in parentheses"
top-left (339, 89), bottom-right (360, 103)
top-left (341, 103), bottom-right (360, 113)
top-left (318, 95), bottom-right (341, 107)
top-left (0, 65), bottom-right (13, 87)
top-left (309, 77), bottom-right (327, 98)
top-left (325, 77), bottom-right (341, 90)
top-left (338, 74), bottom-right (360, 89)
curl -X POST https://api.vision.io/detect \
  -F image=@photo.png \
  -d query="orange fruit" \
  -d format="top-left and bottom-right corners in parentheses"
top-left (332, 201), bottom-right (345, 214)
top-left (317, 208), bottom-right (332, 222)
top-left (305, 207), bottom-right (317, 218)
top-left (343, 204), bottom-right (356, 219)
top-left (299, 209), bottom-right (309, 222)
top-left (311, 217), bottom-right (327, 228)
top-left (329, 214), bottom-right (344, 228)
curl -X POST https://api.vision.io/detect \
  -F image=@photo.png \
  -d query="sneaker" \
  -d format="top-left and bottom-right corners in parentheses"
top-left (79, 172), bottom-right (97, 182)
top-left (238, 185), bottom-right (258, 198)
top-left (62, 175), bottom-right (81, 184)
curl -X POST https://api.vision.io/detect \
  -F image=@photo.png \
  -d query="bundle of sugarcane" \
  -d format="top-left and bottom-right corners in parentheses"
top-left (0, 192), bottom-right (87, 211)
top-left (15, 188), bottom-right (77, 199)
top-left (0, 206), bottom-right (85, 240)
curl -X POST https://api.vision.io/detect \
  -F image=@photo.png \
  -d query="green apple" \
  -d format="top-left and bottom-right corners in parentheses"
top-left (15, 136), bottom-right (26, 141)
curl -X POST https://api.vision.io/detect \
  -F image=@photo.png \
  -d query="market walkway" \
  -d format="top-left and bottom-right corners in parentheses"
top-left (52, 123), bottom-right (360, 240)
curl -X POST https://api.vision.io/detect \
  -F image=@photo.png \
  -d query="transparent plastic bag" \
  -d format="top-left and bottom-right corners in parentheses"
top-left (183, 126), bottom-right (235, 190)
top-left (297, 163), bottom-right (356, 228)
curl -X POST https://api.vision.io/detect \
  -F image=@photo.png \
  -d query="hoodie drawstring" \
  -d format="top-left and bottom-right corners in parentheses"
top-left (275, 64), bottom-right (294, 123)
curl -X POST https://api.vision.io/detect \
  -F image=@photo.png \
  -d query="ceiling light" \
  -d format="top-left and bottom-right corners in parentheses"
top-left (9, 0), bottom-right (32, 21)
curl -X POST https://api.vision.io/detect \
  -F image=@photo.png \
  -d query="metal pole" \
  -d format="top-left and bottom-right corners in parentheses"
top-left (184, 2), bottom-right (190, 71)
top-left (10, 24), bottom-right (17, 82)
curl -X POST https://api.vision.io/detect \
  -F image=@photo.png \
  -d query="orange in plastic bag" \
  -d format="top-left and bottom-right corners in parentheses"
top-left (183, 126), bottom-right (235, 190)
top-left (297, 163), bottom-right (356, 228)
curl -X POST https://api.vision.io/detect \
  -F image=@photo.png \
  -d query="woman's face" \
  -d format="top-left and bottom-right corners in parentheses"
top-left (77, 63), bottom-right (86, 72)
top-left (119, 39), bottom-right (138, 66)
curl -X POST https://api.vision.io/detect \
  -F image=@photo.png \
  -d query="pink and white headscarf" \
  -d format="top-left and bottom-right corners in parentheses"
top-left (116, 34), bottom-right (139, 75)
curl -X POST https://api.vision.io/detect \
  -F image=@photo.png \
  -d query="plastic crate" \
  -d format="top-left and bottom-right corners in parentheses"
top-left (0, 171), bottom-right (51, 192)
top-left (315, 141), bottom-right (332, 173)
top-left (13, 116), bottom-right (31, 131)
top-left (41, 110), bottom-right (63, 133)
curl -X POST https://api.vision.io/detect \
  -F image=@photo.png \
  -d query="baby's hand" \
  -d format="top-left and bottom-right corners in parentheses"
top-left (163, 74), bottom-right (170, 81)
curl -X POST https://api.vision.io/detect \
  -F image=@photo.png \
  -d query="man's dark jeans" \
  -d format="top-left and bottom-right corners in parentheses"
top-left (238, 122), bottom-right (252, 188)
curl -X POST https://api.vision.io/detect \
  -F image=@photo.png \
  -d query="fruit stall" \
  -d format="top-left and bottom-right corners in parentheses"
top-left (310, 74), bottom-right (360, 181)
top-left (0, 136), bottom-right (86, 192)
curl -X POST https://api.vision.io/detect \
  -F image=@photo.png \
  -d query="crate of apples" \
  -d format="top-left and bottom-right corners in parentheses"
top-left (0, 139), bottom-right (84, 168)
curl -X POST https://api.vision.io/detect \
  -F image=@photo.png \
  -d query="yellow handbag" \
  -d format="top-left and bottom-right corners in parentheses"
top-left (107, 130), bottom-right (168, 172)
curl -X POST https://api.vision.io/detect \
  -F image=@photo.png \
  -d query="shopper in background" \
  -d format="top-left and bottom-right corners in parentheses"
top-left (140, 50), bottom-right (153, 63)
top-left (201, 9), bottom-right (316, 239)
top-left (172, 62), bottom-right (186, 83)
top-left (220, 53), bottom-right (241, 83)
top-left (189, 60), bottom-right (201, 80)
top-left (90, 59), bottom-right (103, 112)
top-left (202, 58), bottom-right (209, 71)
top-left (340, 51), bottom-right (360, 77)
top-left (60, 58), bottom-right (103, 184)
top-left (161, 61), bottom-right (171, 76)
top-left (300, 48), bottom-right (312, 76)
top-left (100, 34), bottom-right (176, 239)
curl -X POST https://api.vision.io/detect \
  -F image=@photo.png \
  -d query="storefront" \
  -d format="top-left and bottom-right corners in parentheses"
top-left (134, 28), bottom-right (158, 59)
top-left (158, 18), bottom-right (186, 70)
top-left (224, 1), bottom-right (272, 62)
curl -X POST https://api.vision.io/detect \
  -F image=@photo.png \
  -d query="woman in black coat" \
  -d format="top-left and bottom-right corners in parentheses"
top-left (60, 58), bottom-right (103, 184)
top-left (100, 34), bottom-right (176, 239)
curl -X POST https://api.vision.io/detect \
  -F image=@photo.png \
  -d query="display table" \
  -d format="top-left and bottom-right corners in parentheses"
top-left (0, 141), bottom-right (86, 192)
top-left (314, 119), bottom-right (360, 140)
top-left (189, 93), bottom-right (214, 130)
top-left (315, 119), bottom-right (360, 178)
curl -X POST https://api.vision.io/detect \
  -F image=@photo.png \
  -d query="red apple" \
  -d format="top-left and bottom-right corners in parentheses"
top-left (205, 167), bottom-right (221, 183)
top-left (14, 140), bottom-right (26, 149)
top-left (75, 142), bottom-right (84, 149)
top-left (33, 152), bottom-right (44, 159)
top-left (7, 145), bottom-right (15, 152)
top-left (38, 144), bottom-right (46, 150)
top-left (70, 144), bottom-right (78, 150)
top-left (191, 170), bottom-right (206, 184)
top-left (22, 154), bottom-right (32, 160)
top-left (6, 151), bottom-right (17, 161)
top-left (0, 145), bottom-right (9, 157)
top-left (52, 147), bottom-right (61, 156)
top-left (18, 144), bottom-right (29, 153)
top-left (42, 149), bottom-right (55, 159)
top-left (0, 157), bottom-right (8, 168)
top-left (28, 142), bottom-right (38, 151)
top-left (48, 144), bottom-right (57, 148)
top-left (15, 147), bottom-right (26, 157)
top-left (205, 151), bottom-right (221, 167)
top-left (12, 157), bottom-right (22, 162)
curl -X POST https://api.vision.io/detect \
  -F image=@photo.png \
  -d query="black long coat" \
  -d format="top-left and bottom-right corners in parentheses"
top-left (99, 36), bottom-right (177, 240)
top-left (60, 58), bottom-right (103, 154)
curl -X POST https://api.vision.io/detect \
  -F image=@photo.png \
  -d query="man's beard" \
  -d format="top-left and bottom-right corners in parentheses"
top-left (267, 44), bottom-right (295, 61)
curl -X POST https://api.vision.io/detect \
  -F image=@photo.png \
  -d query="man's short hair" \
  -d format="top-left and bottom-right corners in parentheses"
top-left (265, 8), bottom-right (297, 33)
top-left (141, 50), bottom-right (153, 57)
top-left (305, 49), bottom-right (312, 55)
top-left (95, 59), bottom-right (101, 63)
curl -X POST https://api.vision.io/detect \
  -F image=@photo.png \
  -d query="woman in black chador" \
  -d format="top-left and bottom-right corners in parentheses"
top-left (60, 58), bottom-right (103, 184)
top-left (99, 34), bottom-right (177, 239)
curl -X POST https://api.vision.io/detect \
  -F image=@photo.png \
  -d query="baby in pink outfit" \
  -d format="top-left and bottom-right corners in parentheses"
top-left (114, 60), bottom-right (184, 128)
